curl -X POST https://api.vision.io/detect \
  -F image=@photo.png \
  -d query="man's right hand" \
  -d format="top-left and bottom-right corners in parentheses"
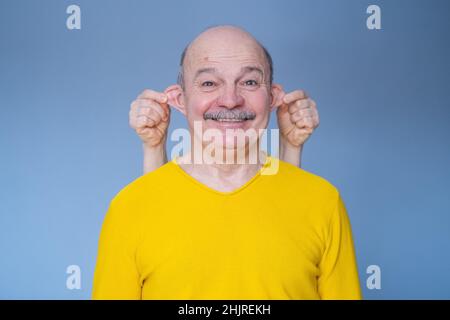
top-left (129, 89), bottom-right (170, 148)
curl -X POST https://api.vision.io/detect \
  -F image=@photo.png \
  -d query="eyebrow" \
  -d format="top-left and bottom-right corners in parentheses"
top-left (193, 66), bottom-right (264, 81)
top-left (240, 66), bottom-right (264, 77)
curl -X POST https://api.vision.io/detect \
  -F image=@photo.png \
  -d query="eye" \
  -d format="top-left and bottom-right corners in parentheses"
top-left (244, 80), bottom-right (258, 86)
top-left (201, 81), bottom-right (215, 87)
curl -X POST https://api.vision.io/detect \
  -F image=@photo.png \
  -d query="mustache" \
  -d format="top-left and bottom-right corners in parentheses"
top-left (203, 110), bottom-right (256, 121)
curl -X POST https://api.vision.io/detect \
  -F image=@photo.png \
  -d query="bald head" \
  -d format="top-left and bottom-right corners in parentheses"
top-left (177, 25), bottom-right (273, 90)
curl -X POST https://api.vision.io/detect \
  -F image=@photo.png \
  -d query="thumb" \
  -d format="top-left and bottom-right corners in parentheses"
top-left (277, 90), bottom-right (288, 112)
top-left (271, 88), bottom-right (286, 112)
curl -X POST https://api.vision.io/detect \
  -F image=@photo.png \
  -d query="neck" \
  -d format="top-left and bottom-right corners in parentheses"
top-left (176, 148), bottom-right (268, 192)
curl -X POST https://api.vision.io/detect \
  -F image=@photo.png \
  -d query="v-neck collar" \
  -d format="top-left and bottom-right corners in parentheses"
top-left (170, 155), bottom-right (274, 196)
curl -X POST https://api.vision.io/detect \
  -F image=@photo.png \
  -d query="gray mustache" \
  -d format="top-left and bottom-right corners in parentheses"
top-left (203, 110), bottom-right (256, 121)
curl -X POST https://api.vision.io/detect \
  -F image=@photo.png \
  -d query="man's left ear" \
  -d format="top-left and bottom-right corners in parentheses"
top-left (269, 83), bottom-right (285, 111)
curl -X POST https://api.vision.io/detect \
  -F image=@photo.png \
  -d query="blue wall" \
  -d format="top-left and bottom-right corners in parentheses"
top-left (1, 0), bottom-right (449, 299)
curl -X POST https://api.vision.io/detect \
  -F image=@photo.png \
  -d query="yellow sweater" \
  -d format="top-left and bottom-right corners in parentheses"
top-left (92, 156), bottom-right (362, 299)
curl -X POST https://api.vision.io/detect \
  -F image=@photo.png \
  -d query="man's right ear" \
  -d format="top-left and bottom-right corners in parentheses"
top-left (164, 84), bottom-right (186, 115)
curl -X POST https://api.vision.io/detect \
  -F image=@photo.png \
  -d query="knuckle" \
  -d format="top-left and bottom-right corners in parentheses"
top-left (296, 89), bottom-right (305, 97)
top-left (140, 105), bottom-right (151, 112)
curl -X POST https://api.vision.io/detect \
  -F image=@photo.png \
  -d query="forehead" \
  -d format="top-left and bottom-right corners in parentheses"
top-left (185, 39), bottom-right (267, 75)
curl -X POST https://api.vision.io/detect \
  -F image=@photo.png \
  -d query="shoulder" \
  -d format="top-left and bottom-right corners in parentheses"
top-left (99, 162), bottom-right (178, 235)
top-left (267, 158), bottom-right (346, 240)
top-left (268, 157), bottom-right (340, 201)
top-left (107, 161), bottom-right (177, 215)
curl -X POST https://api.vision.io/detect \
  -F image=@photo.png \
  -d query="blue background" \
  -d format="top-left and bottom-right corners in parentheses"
top-left (1, 0), bottom-right (449, 299)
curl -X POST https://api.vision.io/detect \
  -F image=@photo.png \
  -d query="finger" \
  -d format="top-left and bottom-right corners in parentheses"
top-left (277, 101), bottom-right (289, 114)
top-left (136, 114), bottom-right (157, 128)
top-left (146, 98), bottom-right (170, 119)
top-left (294, 116), bottom-right (315, 129)
top-left (142, 108), bottom-right (163, 126)
top-left (311, 108), bottom-right (319, 128)
top-left (130, 99), bottom-right (140, 116)
top-left (137, 100), bottom-right (168, 121)
top-left (288, 98), bottom-right (311, 114)
top-left (137, 89), bottom-right (168, 104)
top-left (282, 89), bottom-right (308, 105)
top-left (310, 100), bottom-right (319, 128)
top-left (290, 109), bottom-right (314, 123)
top-left (129, 101), bottom-right (141, 128)
top-left (276, 89), bottom-right (287, 108)
top-left (295, 127), bottom-right (314, 136)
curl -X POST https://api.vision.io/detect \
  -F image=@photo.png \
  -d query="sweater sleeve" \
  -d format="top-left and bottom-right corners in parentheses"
top-left (318, 193), bottom-right (363, 300)
top-left (92, 198), bottom-right (142, 299)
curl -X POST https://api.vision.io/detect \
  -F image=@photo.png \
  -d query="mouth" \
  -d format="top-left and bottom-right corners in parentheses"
top-left (203, 111), bottom-right (256, 122)
top-left (213, 119), bottom-right (249, 122)
top-left (205, 117), bottom-right (252, 129)
top-left (203, 111), bottom-right (256, 129)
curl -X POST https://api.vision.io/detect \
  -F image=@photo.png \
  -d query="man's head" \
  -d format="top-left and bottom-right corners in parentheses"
top-left (176, 27), bottom-right (274, 90)
top-left (166, 25), bottom-right (284, 150)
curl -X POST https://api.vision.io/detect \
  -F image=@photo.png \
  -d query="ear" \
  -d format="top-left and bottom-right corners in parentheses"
top-left (164, 84), bottom-right (186, 115)
top-left (269, 83), bottom-right (285, 111)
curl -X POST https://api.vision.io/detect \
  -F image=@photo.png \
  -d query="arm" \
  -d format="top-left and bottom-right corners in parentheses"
top-left (280, 136), bottom-right (304, 168)
top-left (143, 143), bottom-right (167, 174)
top-left (277, 89), bottom-right (319, 168)
top-left (129, 89), bottom-right (170, 174)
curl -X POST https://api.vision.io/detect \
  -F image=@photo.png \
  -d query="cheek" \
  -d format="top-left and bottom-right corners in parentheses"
top-left (245, 91), bottom-right (271, 114)
top-left (186, 96), bottom-right (211, 118)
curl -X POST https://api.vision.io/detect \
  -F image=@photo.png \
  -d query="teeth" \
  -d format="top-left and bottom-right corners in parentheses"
top-left (216, 119), bottom-right (245, 122)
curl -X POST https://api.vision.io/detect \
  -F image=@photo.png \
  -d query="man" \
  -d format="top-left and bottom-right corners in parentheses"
top-left (92, 25), bottom-right (362, 299)
top-left (128, 48), bottom-right (319, 173)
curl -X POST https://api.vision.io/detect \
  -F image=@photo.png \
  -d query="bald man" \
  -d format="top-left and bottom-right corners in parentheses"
top-left (128, 41), bottom-right (319, 172)
top-left (92, 25), bottom-right (362, 300)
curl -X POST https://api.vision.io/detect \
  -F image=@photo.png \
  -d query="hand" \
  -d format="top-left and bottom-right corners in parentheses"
top-left (277, 89), bottom-right (319, 148)
top-left (129, 89), bottom-right (170, 148)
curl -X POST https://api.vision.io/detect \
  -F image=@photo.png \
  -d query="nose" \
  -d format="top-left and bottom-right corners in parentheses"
top-left (217, 85), bottom-right (245, 109)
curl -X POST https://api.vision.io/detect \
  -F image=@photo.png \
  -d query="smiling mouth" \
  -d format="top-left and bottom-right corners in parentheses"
top-left (214, 118), bottom-right (249, 122)
top-left (203, 111), bottom-right (256, 122)
top-left (206, 117), bottom-right (252, 129)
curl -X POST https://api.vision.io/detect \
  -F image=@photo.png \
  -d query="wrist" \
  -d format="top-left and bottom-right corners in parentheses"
top-left (279, 135), bottom-right (303, 167)
top-left (142, 142), bottom-right (167, 174)
top-left (143, 142), bottom-right (166, 153)
top-left (143, 142), bottom-right (167, 162)
top-left (279, 135), bottom-right (303, 154)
